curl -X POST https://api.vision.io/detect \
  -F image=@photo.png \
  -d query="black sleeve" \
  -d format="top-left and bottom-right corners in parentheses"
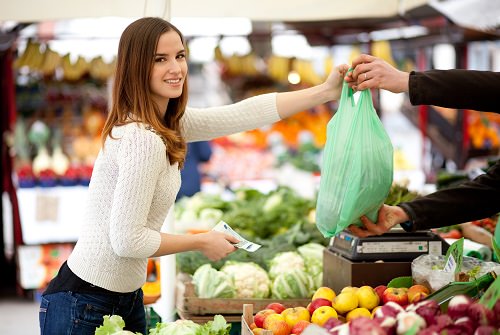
top-left (409, 70), bottom-right (500, 113)
top-left (398, 161), bottom-right (500, 231)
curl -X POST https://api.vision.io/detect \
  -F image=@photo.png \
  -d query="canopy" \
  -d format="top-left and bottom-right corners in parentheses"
top-left (0, 0), bottom-right (428, 23)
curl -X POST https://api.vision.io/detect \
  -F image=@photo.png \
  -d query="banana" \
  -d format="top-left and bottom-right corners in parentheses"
top-left (40, 47), bottom-right (61, 77)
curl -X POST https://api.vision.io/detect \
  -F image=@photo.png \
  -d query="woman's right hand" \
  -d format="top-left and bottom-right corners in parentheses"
top-left (197, 230), bottom-right (239, 261)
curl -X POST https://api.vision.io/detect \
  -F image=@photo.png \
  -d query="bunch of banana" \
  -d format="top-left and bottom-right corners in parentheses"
top-left (267, 55), bottom-right (290, 83)
top-left (40, 47), bottom-right (61, 77)
top-left (61, 53), bottom-right (89, 81)
top-left (14, 39), bottom-right (44, 71)
top-left (293, 59), bottom-right (322, 86)
top-left (225, 54), bottom-right (243, 76)
top-left (89, 56), bottom-right (116, 81)
top-left (214, 45), bottom-right (225, 63)
top-left (240, 54), bottom-right (259, 76)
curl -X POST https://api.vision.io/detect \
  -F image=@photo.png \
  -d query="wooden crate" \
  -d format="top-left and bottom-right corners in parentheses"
top-left (241, 304), bottom-right (272, 335)
top-left (176, 272), bottom-right (311, 315)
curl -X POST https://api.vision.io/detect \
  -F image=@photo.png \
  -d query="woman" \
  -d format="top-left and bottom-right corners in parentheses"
top-left (344, 54), bottom-right (500, 237)
top-left (39, 17), bottom-right (349, 334)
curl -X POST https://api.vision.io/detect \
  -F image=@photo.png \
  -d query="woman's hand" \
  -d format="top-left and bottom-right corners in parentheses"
top-left (197, 230), bottom-right (239, 261)
top-left (344, 54), bottom-right (409, 93)
top-left (348, 204), bottom-right (409, 238)
top-left (324, 64), bottom-right (350, 101)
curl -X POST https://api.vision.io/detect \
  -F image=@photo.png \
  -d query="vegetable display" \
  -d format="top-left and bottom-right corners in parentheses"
top-left (95, 314), bottom-right (231, 335)
top-left (220, 261), bottom-right (271, 299)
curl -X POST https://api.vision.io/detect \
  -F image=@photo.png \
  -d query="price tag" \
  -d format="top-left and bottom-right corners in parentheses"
top-left (479, 272), bottom-right (500, 309)
top-left (443, 238), bottom-right (464, 274)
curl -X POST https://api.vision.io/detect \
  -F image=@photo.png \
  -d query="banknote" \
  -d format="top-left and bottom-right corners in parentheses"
top-left (212, 221), bottom-right (261, 252)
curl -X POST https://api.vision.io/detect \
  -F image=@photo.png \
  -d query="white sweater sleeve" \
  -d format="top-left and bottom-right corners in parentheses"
top-left (181, 92), bottom-right (280, 142)
top-left (109, 129), bottom-right (163, 258)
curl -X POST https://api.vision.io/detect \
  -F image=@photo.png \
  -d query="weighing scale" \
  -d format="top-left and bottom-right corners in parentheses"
top-left (329, 229), bottom-right (449, 262)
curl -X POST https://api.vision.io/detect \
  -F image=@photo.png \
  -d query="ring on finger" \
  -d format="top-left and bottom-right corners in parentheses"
top-left (363, 73), bottom-right (367, 80)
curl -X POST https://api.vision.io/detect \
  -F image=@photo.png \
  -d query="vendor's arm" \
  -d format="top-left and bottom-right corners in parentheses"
top-left (408, 69), bottom-right (500, 112)
top-left (346, 54), bottom-right (500, 112)
top-left (398, 161), bottom-right (500, 231)
top-left (349, 161), bottom-right (500, 237)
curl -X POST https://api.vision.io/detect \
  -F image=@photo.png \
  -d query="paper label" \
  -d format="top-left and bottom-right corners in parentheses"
top-left (212, 221), bottom-right (261, 252)
top-left (444, 238), bottom-right (464, 274)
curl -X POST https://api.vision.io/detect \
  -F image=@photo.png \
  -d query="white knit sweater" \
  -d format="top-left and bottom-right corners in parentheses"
top-left (67, 93), bottom-right (279, 292)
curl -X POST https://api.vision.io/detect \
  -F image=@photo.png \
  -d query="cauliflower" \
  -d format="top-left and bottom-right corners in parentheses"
top-left (220, 261), bottom-right (271, 298)
top-left (268, 251), bottom-right (305, 280)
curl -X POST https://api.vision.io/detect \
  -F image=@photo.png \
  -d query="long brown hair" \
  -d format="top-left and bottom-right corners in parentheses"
top-left (102, 17), bottom-right (187, 168)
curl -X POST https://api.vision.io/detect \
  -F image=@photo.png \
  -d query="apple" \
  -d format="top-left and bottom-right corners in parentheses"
top-left (346, 307), bottom-right (372, 322)
top-left (263, 313), bottom-right (291, 335)
top-left (254, 309), bottom-right (277, 328)
top-left (332, 292), bottom-right (358, 314)
top-left (341, 286), bottom-right (359, 294)
top-left (312, 286), bottom-right (336, 302)
top-left (311, 306), bottom-right (338, 326)
top-left (266, 302), bottom-right (287, 314)
top-left (282, 307), bottom-right (310, 328)
top-left (252, 328), bottom-right (265, 335)
top-left (407, 284), bottom-right (430, 304)
top-left (374, 285), bottom-right (387, 303)
top-left (355, 286), bottom-right (380, 310)
top-left (308, 298), bottom-right (332, 315)
top-left (382, 287), bottom-right (408, 306)
top-left (290, 320), bottom-right (311, 335)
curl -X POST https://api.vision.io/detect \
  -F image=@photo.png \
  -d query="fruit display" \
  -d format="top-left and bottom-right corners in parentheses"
top-left (246, 282), bottom-right (499, 335)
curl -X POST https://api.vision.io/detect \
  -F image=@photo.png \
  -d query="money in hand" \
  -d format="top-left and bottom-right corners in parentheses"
top-left (212, 221), bottom-right (261, 252)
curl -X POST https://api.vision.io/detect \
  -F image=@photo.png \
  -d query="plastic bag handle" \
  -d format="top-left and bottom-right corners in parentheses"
top-left (344, 68), bottom-right (373, 108)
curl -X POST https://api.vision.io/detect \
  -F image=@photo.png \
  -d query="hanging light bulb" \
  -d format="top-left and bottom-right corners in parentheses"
top-left (288, 70), bottom-right (301, 84)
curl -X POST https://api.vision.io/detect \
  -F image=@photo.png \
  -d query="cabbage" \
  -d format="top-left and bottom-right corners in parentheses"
top-left (198, 208), bottom-right (224, 229)
top-left (149, 319), bottom-right (201, 335)
top-left (192, 264), bottom-right (235, 298)
top-left (297, 242), bottom-right (324, 289)
top-left (220, 261), bottom-right (271, 298)
top-left (271, 268), bottom-right (314, 299)
top-left (268, 251), bottom-right (305, 280)
top-left (94, 315), bottom-right (142, 335)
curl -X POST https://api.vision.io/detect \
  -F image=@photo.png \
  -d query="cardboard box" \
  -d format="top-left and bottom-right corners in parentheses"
top-left (323, 248), bottom-right (412, 293)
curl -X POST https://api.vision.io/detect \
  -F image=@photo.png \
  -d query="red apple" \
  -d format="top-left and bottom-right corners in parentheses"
top-left (291, 320), bottom-right (311, 335)
top-left (266, 302), bottom-right (287, 314)
top-left (254, 309), bottom-right (277, 328)
top-left (407, 284), bottom-right (430, 304)
top-left (263, 314), bottom-right (291, 335)
top-left (308, 298), bottom-right (332, 315)
top-left (374, 285), bottom-right (387, 303)
top-left (382, 287), bottom-right (409, 306)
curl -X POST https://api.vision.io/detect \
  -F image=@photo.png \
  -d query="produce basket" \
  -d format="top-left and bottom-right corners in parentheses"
top-left (176, 273), bottom-right (311, 315)
top-left (241, 304), bottom-right (272, 335)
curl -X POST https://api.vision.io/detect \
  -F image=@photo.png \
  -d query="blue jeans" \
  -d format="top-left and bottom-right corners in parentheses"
top-left (39, 290), bottom-right (146, 335)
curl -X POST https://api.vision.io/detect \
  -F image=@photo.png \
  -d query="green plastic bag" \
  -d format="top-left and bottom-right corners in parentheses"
top-left (316, 80), bottom-right (394, 237)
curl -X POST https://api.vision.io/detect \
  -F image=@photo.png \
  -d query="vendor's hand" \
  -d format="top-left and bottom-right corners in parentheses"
top-left (348, 205), bottom-right (409, 238)
top-left (324, 64), bottom-right (350, 101)
top-left (344, 54), bottom-right (409, 93)
top-left (197, 231), bottom-right (238, 261)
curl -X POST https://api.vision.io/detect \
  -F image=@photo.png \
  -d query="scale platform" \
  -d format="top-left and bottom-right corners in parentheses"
top-left (329, 229), bottom-right (449, 262)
